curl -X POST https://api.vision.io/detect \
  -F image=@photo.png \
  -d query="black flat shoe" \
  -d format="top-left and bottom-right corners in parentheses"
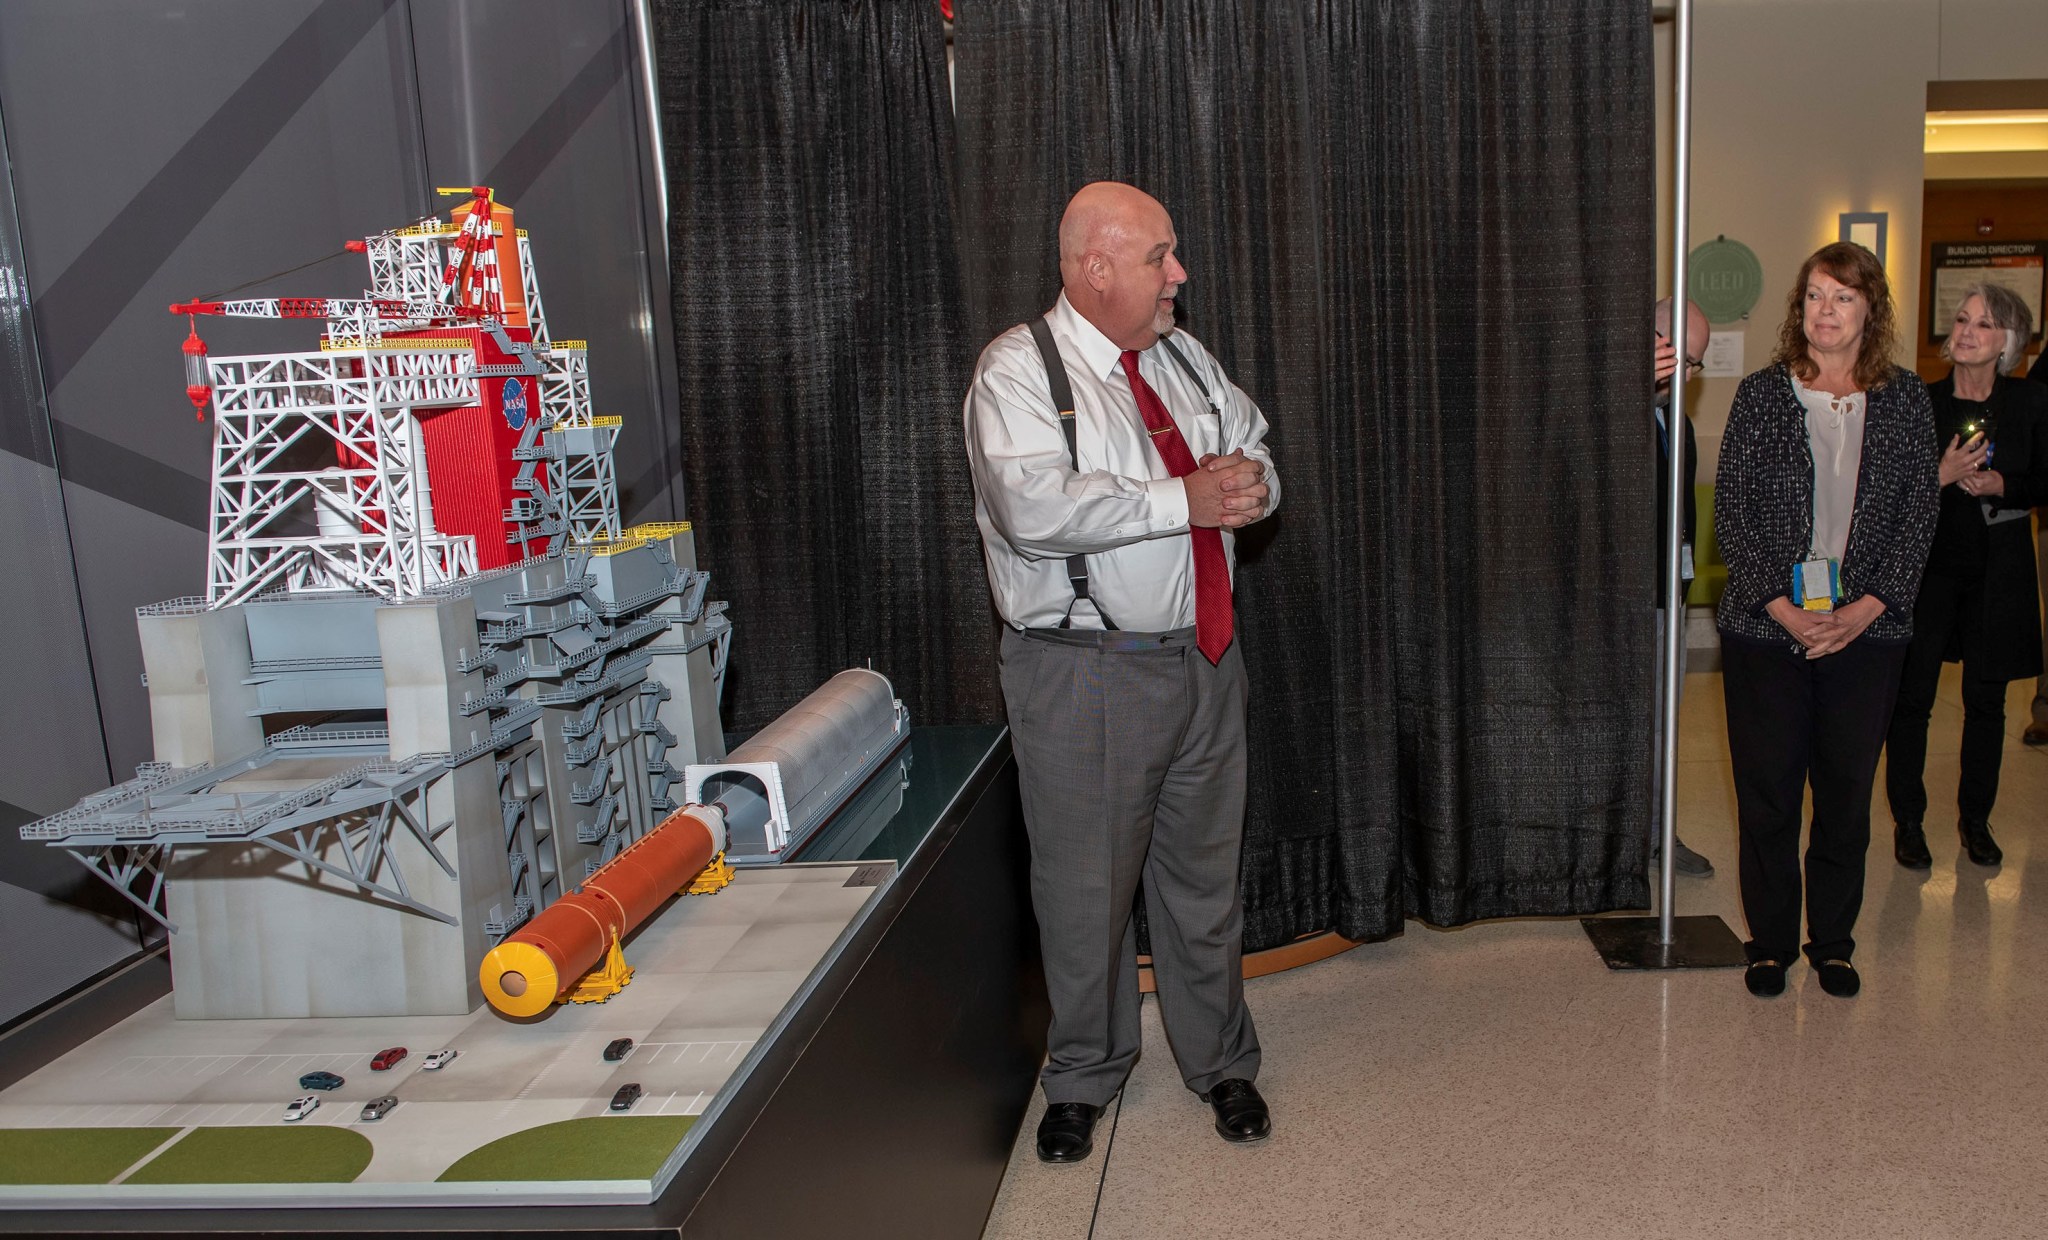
top-left (1199, 1077), bottom-right (1271, 1144)
top-left (1814, 958), bottom-right (1860, 997)
top-left (1959, 818), bottom-right (2002, 867)
top-left (1035, 1101), bottom-right (1100, 1163)
top-left (1744, 959), bottom-right (1787, 997)
top-left (1894, 820), bottom-right (1932, 870)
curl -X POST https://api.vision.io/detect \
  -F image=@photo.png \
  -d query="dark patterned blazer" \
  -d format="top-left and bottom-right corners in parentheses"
top-left (1714, 362), bottom-right (1938, 650)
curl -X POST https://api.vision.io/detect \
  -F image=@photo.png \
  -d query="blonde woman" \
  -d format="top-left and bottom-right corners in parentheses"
top-left (1884, 284), bottom-right (2048, 871)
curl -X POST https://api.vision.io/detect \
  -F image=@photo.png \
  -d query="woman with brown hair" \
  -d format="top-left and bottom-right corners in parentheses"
top-left (1714, 242), bottom-right (1938, 1000)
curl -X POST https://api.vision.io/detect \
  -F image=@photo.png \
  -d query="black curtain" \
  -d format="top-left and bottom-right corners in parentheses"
top-left (953, 0), bottom-right (1655, 947)
top-left (653, 0), bottom-right (998, 730)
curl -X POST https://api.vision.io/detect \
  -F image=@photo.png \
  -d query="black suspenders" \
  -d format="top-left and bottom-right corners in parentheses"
top-left (1025, 318), bottom-right (1215, 632)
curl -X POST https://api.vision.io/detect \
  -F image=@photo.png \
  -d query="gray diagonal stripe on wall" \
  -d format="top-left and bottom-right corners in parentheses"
top-left (481, 22), bottom-right (631, 205)
top-left (50, 420), bottom-right (209, 530)
top-left (0, 795), bottom-right (129, 915)
top-left (28, 0), bottom-right (398, 394)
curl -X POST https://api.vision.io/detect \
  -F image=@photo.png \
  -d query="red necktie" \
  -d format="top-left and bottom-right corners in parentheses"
top-left (1119, 349), bottom-right (1233, 664)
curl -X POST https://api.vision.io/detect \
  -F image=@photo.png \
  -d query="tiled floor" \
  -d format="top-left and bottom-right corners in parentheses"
top-left (982, 664), bottom-right (2048, 1240)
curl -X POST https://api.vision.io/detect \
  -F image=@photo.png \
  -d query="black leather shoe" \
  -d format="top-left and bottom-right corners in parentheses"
top-left (1199, 1078), bottom-right (1271, 1143)
top-left (1814, 958), bottom-right (1860, 997)
top-left (2024, 723), bottom-right (2048, 747)
top-left (1034, 1102), bottom-right (1100, 1163)
top-left (1894, 820), bottom-right (1932, 870)
top-left (1959, 818), bottom-right (2003, 867)
top-left (1744, 959), bottom-right (1787, 998)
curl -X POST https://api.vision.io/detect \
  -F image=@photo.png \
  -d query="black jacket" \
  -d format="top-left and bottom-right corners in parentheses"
top-left (1653, 404), bottom-right (1697, 605)
top-left (1922, 372), bottom-right (2048, 680)
top-left (1714, 363), bottom-right (1938, 649)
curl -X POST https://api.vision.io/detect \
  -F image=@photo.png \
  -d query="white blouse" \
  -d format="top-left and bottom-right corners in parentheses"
top-left (1793, 377), bottom-right (1866, 564)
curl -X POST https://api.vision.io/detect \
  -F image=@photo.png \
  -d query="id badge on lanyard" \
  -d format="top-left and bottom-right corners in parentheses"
top-left (1792, 556), bottom-right (1839, 612)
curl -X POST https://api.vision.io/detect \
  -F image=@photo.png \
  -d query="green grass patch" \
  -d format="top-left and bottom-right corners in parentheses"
top-left (0, 1128), bottom-right (179, 1185)
top-left (124, 1126), bottom-right (372, 1184)
top-left (438, 1115), bottom-right (696, 1182)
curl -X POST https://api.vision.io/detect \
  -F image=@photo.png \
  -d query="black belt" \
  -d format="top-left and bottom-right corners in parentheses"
top-left (1019, 625), bottom-right (1196, 653)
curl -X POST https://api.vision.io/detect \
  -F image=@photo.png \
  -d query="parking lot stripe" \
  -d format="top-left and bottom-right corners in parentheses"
top-left (109, 1127), bottom-right (192, 1186)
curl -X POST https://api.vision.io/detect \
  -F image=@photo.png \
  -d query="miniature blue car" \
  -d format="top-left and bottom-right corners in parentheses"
top-left (298, 1070), bottom-right (345, 1090)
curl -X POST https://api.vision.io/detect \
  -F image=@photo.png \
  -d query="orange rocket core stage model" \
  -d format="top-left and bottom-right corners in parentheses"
top-left (478, 804), bottom-right (732, 1018)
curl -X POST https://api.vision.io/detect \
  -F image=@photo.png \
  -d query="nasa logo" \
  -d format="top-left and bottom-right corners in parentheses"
top-left (502, 378), bottom-right (528, 431)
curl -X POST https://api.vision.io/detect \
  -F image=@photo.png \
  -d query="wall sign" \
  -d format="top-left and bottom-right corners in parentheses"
top-left (1928, 241), bottom-right (2046, 344)
top-left (1688, 236), bottom-right (1763, 324)
top-left (1702, 330), bottom-right (1745, 378)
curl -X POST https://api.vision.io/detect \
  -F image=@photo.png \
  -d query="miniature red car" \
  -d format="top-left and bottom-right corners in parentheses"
top-left (370, 1046), bottom-right (408, 1071)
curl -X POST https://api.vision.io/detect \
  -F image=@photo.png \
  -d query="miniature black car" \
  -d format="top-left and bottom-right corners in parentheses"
top-left (602, 1037), bottom-right (634, 1062)
top-left (609, 1082), bottom-right (643, 1111)
top-left (298, 1070), bottom-right (345, 1090)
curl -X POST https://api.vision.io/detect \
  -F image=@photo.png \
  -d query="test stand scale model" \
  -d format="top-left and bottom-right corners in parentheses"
top-left (19, 189), bottom-right (909, 1024)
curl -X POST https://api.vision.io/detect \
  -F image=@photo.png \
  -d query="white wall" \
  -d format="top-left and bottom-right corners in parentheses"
top-left (1657, 0), bottom-right (2048, 477)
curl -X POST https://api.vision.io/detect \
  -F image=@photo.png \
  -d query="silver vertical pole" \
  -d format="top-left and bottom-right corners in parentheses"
top-left (632, 0), bottom-right (672, 278)
top-left (1658, 0), bottom-right (1694, 946)
top-left (1584, 0), bottom-right (1743, 971)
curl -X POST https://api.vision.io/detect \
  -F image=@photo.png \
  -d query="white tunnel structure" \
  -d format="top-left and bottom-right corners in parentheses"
top-left (683, 668), bottom-right (910, 862)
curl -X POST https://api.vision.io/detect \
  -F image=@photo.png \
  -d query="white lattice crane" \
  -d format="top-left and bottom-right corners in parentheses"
top-left (171, 188), bottom-right (624, 607)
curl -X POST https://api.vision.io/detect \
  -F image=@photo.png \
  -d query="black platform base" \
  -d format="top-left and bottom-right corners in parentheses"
top-left (1581, 914), bottom-right (1749, 970)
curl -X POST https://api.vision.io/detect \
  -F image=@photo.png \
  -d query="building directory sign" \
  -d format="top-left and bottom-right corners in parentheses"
top-left (1929, 241), bottom-right (2046, 344)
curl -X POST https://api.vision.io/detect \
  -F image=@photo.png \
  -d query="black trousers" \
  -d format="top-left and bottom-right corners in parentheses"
top-left (1884, 571), bottom-right (2010, 825)
top-left (1721, 635), bottom-right (1906, 965)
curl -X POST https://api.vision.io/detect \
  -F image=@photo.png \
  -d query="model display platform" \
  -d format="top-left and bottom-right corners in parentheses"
top-left (0, 726), bottom-right (1040, 1238)
top-left (0, 860), bottom-right (883, 1205)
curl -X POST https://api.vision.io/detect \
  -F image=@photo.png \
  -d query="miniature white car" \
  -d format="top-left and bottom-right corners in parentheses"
top-left (284, 1094), bottom-right (320, 1122)
top-left (421, 1049), bottom-right (458, 1070)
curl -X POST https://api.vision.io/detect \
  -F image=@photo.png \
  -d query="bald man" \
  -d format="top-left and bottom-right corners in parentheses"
top-left (964, 182), bottom-right (1280, 1161)
top-left (1653, 297), bottom-right (1713, 876)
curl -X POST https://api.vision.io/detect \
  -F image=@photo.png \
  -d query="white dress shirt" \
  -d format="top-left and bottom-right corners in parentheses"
top-left (964, 293), bottom-right (1281, 631)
